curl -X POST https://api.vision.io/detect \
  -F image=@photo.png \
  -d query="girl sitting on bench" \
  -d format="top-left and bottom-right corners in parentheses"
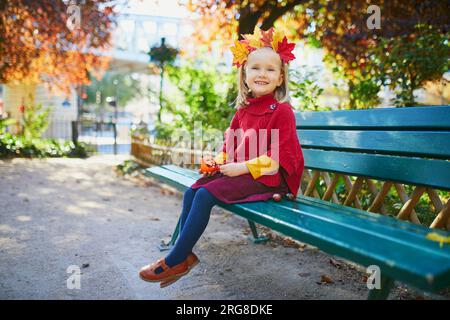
top-left (139, 26), bottom-right (305, 287)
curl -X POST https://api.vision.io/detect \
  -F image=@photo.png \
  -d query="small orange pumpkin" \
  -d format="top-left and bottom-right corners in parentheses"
top-left (200, 157), bottom-right (220, 174)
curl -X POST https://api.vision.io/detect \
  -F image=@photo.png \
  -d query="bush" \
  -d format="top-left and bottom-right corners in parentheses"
top-left (289, 67), bottom-right (325, 111)
top-left (348, 79), bottom-right (381, 109)
top-left (164, 62), bottom-right (237, 134)
top-left (115, 160), bottom-right (143, 176)
top-left (325, 53), bottom-right (381, 109)
top-left (373, 24), bottom-right (450, 107)
top-left (22, 103), bottom-right (51, 139)
top-left (0, 117), bottom-right (17, 134)
top-left (0, 133), bottom-right (88, 158)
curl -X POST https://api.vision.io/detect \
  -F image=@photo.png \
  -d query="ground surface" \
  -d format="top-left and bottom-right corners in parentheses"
top-left (0, 155), bottom-right (444, 299)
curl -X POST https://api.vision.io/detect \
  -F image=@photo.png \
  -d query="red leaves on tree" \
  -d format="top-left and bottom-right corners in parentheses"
top-left (0, 0), bottom-right (116, 93)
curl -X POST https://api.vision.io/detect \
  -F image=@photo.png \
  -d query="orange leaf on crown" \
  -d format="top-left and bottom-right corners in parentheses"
top-left (271, 29), bottom-right (285, 51)
top-left (242, 26), bottom-right (263, 49)
top-left (230, 26), bottom-right (296, 67)
top-left (260, 28), bottom-right (274, 47)
top-left (230, 40), bottom-right (250, 67)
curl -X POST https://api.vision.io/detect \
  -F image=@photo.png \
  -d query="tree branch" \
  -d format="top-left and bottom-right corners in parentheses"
top-left (261, 0), bottom-right (308, 30)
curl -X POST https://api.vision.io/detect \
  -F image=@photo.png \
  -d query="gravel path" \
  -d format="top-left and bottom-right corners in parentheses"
top-left (0, 156), bottom-right (437, 299)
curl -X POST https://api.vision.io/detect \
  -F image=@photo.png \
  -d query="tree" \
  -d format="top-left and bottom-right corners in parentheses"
top-left (304, 0), bottom-right (449, 78)
top-left (0, 0), bottom-right (118, 93)
top-left (184, 0), bottom-right (449, 108)
top-left (302, 0), bottom-right (449, 106)
top-left (184, 0), bottom-right (307, 52)
top-left (373, 24), bottom-right (450, 106)
top-left (85, 72), bottom-right (144, 114)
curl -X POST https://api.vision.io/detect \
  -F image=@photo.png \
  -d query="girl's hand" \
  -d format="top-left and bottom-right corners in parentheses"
top-left (199, 155), bottom-right (220, 178)
top-left (220, 162), bottom-right (249, 177)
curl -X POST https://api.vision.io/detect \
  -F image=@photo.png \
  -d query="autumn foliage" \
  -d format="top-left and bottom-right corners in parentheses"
top-left (231, 26), bottom-right (296, 67)
top-left (184, 0), bottom-right (449, 75)
top-left (304, 0), bottom-right (450, 77)
top-left (0, 0), bottom-right (117, 93)
top-left (183, 0), bottom-right (304, 54)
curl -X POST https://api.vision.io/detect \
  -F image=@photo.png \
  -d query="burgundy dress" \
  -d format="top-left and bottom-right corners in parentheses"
top-left (190, 93), bottom-right (304, 204)
top-left (190, 170), bottom-right (290, 204)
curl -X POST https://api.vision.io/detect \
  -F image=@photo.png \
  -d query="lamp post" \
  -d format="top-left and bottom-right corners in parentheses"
top-left (106, 95), bottom-right (117, 155)
top-left (113, 79), bottom-right (119, 155)
top-left (113, 79), bottom-right (119, 124)
top-left (148, 37), bottom-right (179, 123)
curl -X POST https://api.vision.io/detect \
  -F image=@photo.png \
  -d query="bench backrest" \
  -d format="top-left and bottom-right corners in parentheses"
top-left (296, 106), bottom-right (450, 191)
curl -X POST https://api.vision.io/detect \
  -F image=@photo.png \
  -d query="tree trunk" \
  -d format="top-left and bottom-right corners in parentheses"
top-left (237, 1), bottom-right (306, 39)
top-left (348, 80), bottom-right (357, 110)
top-left (237, 7), bottom-right (260, 40)
top-left (404, 71), bottom-right (417, 107)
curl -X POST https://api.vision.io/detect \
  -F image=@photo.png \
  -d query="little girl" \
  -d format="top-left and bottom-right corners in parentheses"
top-left (139, 26), bottom-right (305, 287)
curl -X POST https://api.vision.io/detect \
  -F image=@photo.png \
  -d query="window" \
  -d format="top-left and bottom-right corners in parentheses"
top-left (143, 21), bottom-right (157, 34)
top-left (161, 22), bottom-right (177, 37)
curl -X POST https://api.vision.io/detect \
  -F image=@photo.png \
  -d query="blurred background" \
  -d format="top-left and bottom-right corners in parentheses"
top-left (0, 0), bottom-right (449, 156)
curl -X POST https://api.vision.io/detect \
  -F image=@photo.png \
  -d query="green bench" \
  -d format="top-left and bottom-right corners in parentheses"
top-left (144, 105), bottom-right (450, 299)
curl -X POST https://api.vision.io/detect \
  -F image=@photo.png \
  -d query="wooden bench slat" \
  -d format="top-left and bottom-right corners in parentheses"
top-left (161, 164), bottom-right (441, 238)
top-left (159, 165), bottom-right (441, 239)
top-left (299, 130), bottom-right (450, 159)
top-left (144, 165), bottom-right (450, 292)
top-left (150, 165), bottom-right (440, 246)
top-left (303, 149), bottom-right (450, 191)
top-left (296, 106), bottom-right (450, 130)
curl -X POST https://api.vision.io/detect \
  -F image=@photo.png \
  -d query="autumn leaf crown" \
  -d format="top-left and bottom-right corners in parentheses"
top-left (230, 26), bottom-right (296, 68)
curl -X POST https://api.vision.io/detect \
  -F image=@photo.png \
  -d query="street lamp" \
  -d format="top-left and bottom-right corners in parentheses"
top-left (106, 95), bottom-right (118, 155)
top-left (148, 37), bottom-right (179, 123)
top-left (113, 79), bottom-right (119, 123)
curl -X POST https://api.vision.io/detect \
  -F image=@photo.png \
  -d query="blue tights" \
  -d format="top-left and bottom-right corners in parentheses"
top-left (163, 187), bottom-right (222, 268)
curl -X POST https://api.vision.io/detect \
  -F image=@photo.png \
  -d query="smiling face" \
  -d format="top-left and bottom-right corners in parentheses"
top-left (245, 47), bottom-right (284, 98)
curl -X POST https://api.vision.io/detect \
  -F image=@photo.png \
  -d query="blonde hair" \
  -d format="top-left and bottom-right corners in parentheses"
top-left (235, 55), bottom-right (290, 109)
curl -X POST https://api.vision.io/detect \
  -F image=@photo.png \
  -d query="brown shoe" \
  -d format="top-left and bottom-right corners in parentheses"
top-left (139, 258), bottom-right (189, 284)
top-left (159, 252), bottom-right (199, 288)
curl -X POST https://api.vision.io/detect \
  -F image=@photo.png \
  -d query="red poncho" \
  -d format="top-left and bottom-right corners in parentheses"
top-left (191, 93), bottom-right (305, 203)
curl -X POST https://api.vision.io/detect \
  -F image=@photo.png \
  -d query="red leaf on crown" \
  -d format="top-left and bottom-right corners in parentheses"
top-left (276, 37), bottom-right (296, 63)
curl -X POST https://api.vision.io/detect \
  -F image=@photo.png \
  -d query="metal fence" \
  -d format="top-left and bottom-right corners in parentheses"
top-left (72, 120), bottom-right (132, 155)
top-left (42, 117), bottom-right (73, 140)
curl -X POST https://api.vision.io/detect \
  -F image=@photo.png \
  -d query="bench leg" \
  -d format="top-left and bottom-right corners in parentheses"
top-left (158, 217), bottom-right (181, 251)
top-left (247, 220), bottom-right (269, 244)
top-left (158, 218), bottom-right (269, 250)
top-left (367, 274), bottom-right (395, 300)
